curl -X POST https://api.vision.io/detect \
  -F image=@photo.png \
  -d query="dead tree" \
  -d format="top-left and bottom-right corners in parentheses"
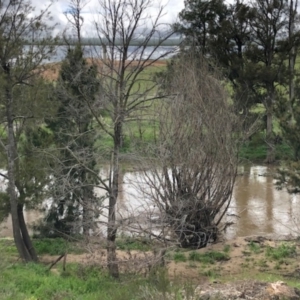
top-left (86, 0), bottom-right (175, 278)
top-left (138, 52), bottom-right (239, 249)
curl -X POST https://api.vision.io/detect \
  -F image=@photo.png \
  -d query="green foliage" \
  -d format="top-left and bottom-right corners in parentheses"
top-left (0, 191), bottom-right (10, 222)
top-left (188, 250), bottom-right (229, 264)
top-left (223, 244), bottom-right (231, 253)
top-left (116, 237), bottom-right (152, 252)
top-left (176, 0), bottom-right (299, 163)
top-left (0, 239), bottom-right (18, 257)
top-left (33, 238), bottom-right (84, 256)
top-left (44, 44), bottom-right (100, 236)
top-left (265, 243), bottom-right (297, 260)
top-left (239, 131), bottom-right (293, 163)
top-left (173, 252), bottom-right (187, 263)
top-left (248, 241), bottom-right (262, 254)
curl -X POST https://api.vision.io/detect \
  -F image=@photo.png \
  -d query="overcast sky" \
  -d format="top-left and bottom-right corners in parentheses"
top-left (32, 0), bottom-right (185, 37)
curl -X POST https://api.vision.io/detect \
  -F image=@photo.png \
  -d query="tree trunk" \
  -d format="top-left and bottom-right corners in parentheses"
top-left (107, 122), bottom-right (121, 278)
top-left (82, 184), bottom-right (94, 237)
top-left (18, 203), bottom-right (38, 261)
top-left (6, 84), bottom-right (37, 262)
top-left (6, 87), bottom-right (32, 262)
top-left (288, 0), bottom-right (297, 123)
top-left (265, 96), bottom-right (275, 164)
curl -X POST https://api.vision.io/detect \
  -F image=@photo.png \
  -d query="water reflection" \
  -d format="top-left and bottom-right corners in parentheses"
top-left (225, 165), bottom-right (300, 239)
top-left (1, 165), bottom-right (300, 239)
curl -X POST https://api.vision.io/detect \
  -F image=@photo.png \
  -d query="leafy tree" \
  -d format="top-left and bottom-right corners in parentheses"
top-left (175, 0), bottom-right (227, 55)
top-left (176, 0), bottom-right (300, 163)
top-left (0, 0), bottom-right (56, 262)
top-left (46, 44), bottom-right (100, 237)
top-left (245, 0), bottom-right (291, 163)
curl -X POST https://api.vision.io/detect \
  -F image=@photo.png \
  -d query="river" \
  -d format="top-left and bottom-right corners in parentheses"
top-left (1, 165), bottom-right (300, 239)
top-left (48, 45), bottom-right (177, 63)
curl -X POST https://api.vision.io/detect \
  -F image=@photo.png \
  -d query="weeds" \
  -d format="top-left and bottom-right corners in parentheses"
top-left (33, 238), bottom-right (84, 255)
top-left (0, 260), bottom-right (178, 300)
top-left (223, 244), bottom-right (231, 253)
top-left (188, 250), bottom-right (229, 264)
top-left (201, 268), bottom-right (220, 279)
top-left (248, 241), bottom-right (262, 254)
top-left (116, 236), bottom-right (152, 252)
top-left (265, 243), bottom-right (297, 260)
top-left (173, 252), bottom-right (187, 262)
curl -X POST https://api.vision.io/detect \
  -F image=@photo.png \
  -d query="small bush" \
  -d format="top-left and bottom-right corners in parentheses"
top-left (201, 268), bottom-right (220, 279)
top-left (265, 243), bottom-right (296, 260)
top-left (248, 241), bottom-right (262, 254)
top-left (173, 252), bottom-right (187, 262)
top-left (223, 244), bottom-right (231, 253)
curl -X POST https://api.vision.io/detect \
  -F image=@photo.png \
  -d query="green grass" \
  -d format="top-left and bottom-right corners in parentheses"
top-left (0, 238), bottom-right (18, 256)
top-left (265, 243), bottom-right (297, 261)
top-left (239, 130), bottom-right (293, 163)
top-left (0, 262), bottom-right (167, 300)
top-left (33, 238), bottom-right (84, 256)
top-left (173, 252), bottom-right (187, 263)
top-left (248, 241), bottom-right (262, 254)
top-left (188, 250), bottom-right (229, 264)
top-left (116, 236), bottom-right (152, 252)
top-left (223, 244), bottom-right (231, 253)
top-left (0, 261), bottom-right (196, 300)
top-left (0, 238), bottom-right (187, 300)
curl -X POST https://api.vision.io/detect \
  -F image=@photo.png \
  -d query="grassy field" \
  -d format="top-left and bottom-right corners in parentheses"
top-left (2, 236), bottom-right (300, 299)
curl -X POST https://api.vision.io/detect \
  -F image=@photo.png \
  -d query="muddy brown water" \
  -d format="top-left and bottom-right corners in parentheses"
top-left (1, 165), bottom-right (300, 239)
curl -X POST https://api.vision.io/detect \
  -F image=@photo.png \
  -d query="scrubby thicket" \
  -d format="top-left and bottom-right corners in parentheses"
top-left (2, 0), bottom-right (300, 285)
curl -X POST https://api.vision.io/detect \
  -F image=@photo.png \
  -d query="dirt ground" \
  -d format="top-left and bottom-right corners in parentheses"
top-left (41, 235), bottom-right (300, 299)
top-left (42, 235), bottom-right (300, 279)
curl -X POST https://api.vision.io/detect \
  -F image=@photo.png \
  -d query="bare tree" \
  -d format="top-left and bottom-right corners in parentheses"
top-left (81, 0), bottom-right (175, 277)
top-left (64, 0), bottom-right (89, 43)
top-left (137, 52), bottom-right (239, 249)
top-left (0, 0), bottom-right (56, 262)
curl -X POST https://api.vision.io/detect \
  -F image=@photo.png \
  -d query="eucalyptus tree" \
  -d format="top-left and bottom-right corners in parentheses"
top-left (0, 0), bottom-right (56, 262)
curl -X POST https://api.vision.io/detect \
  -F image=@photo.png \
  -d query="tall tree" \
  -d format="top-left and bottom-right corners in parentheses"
top-left (89, 0), bottom-right (174, 277)
top-left (46, 44), bottom-right (100, 237)
top-left (175, 0), bottom-right (227, 55)
top-left (176, 0), bottom-right (300, 163)
top-left (139, 52), bottom-right (239, 249)
top-left (0, 0), bottom-right (56, 261)
top-left (245, 0), bottom-right (290, 163)
top-left (287, 0), bottom-right (299, 122)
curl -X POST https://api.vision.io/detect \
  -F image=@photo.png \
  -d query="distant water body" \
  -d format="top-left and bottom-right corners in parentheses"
top-left (49, 45), bottom-right (177, 63)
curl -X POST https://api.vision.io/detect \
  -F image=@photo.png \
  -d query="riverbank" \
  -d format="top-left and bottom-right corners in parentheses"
top-left (1, 235), bottom-right (300, 299)
top-left (40, 58), bottom-right (168, 81)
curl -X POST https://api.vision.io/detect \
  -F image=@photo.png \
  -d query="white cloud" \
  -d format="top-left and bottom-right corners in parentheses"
top-left (30, 0), bottom-right (185, 37)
